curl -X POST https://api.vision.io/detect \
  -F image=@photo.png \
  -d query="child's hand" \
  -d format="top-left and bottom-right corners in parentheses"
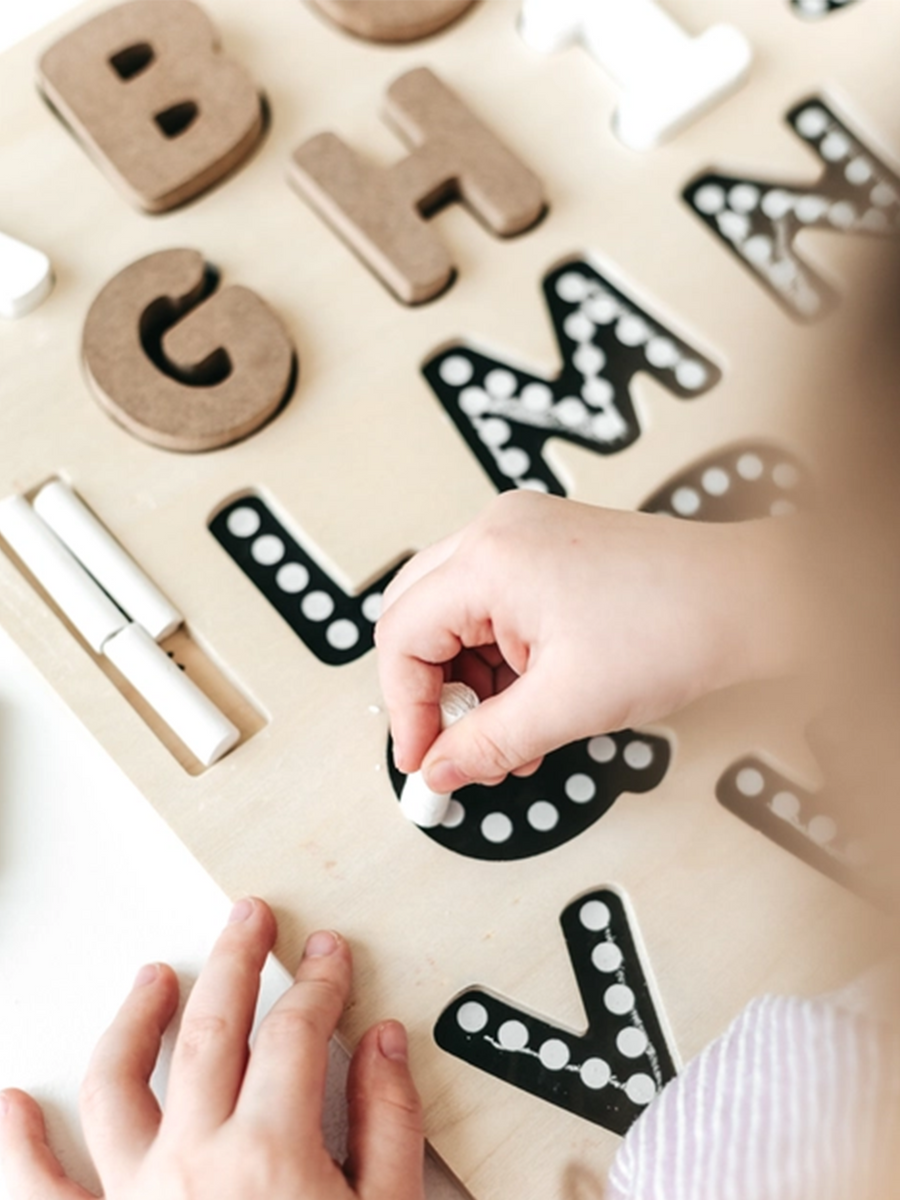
top-left (0, 899), bottom-right (424, 1200)
top-left (377, 491), bottom-right (799, 791)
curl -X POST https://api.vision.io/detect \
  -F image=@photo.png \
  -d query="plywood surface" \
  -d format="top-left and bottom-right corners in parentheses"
top-left (1, 2), bottom-right (897, 1196)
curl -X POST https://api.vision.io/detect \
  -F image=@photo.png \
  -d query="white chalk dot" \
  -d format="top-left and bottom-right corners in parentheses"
top-left (565, 773), bottom-right (596, 803)
top-left (485, 369), bottom-right (518, 399)
top-left (736, 767), bottom-right (765, 796)
top-left (762, 189), bottom-right (794, 220)
top-left (615, 315), bottom-right (651, 346)
top-left (481, 812), bottom-right (513, 844)
top-left (361, 592), bottom-right (383, 623)
top-left (251, 535), bottom-right (285, 566)
top-left (527, 801), bottom-right (559, 832)
top-left (588, 735), bottom-right (617, 763)
top-left (675, 360), bottom-right (708, 391)
top-left (729, 183), bottom-right (760, 213)
top-left (584, 293), bottom-right (619, 324)
top-left (702, 467), bottom-right (730, 496)
top-left (771, 790), bottom-right (801, 821)
top-left (694, 183), bottom-right (726, 214)
top-left (564, 313), bottom-right (595, 342)
top-left (480, 418), bottom-right (511, 447)
top-left (737, 452), bottom-right (764, 481)
top-left (605, 984), bottom-right (635, 1015)
top-left (846, 157), bottom-right (872, 186)
top-left (871, 182), bottom-right (897, 208)
top-left (301, 591), bottom-right (335, 622)
top-left (771, 259), bottom-right (799, 288)
top-left (227, 506), bottom-right (261, 538)
top-left (808, 814), bottom-right (837, 845)
top-left (625, 1073), bottom-right (657, 1106)
top-left (718, 211), bottom-right (750, 241)
top-left (457, 1001), bottom-right (488, 1033)
top-left (580, 900), bottom-right (611, 931)
top-left (796, 107), bottom-right (829, 139)
top-left (326, 619), bottom-right (359, 650)
top-left (581, 1058), bottom-right (611, 1089)
top-left (539, 1039), bottom-right (570, 1070)
top-left (459, 387), bottom-right (490, 416)
top-left (771, 499), bottom-right (797, 517)
top-left (795, 195), bottom-right (828, 224)
top-left (821, 132), bottom-right (851, 161)
top-left (773, 461), bottom-right (800, 489)
top-left (520, 478), bottom-right (550, 493)
top-left (583, 376), bottom-right (615, 406)
top-left (591, 942), bottom-right (623, 973)
top-left (556, 271), bottom-right (591, 302)
top-left (617, 1028), bottom-right (649, 1058)
top-left (498, 447), bottom-right (530, 479)
top-left (276, 562), bottom-right (310, 593)
top-left (863, 208), bottom-right (890, 232)
top-left (671, 486), bottom-right (701, 517)
top-left (522, 382), bottom-right (553, 412)
top-left (623, 741), bottom-right (654, 770)
top-left (439, 355), bottom-right (474, 386)
top-left (441, 800), bottom-right (465, 829)
top-left (744, 235), bottom-right (773, 264)
top-left (574, 344), bottom-right (606, 375)
top-left (829, 201), bottom-right (856, 229)
top-left (555, 397), bottom-right (588, 427)
top-left (498, 1020), bottom-right (529, 1051)
top-left (645, 337), bottom-right (679, 369)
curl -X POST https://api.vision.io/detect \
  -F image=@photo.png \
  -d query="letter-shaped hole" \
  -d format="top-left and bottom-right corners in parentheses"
top-left (109, 41), bottom-right (154, 80)
top-left (155, 101), bottom-right (199, 140)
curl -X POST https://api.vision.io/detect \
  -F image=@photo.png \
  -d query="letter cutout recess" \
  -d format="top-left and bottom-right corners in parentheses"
top-left (791, 0), bottom-right (861, 18)
top-left (685, 98), bottom-right (900, 321)
top-left (38, 0), bottom-right (265, 212)
top-left (210, 495), bottom-right (409, 666)
top-left (83, 250), bottom-right (295, 452)
top-left (422, 260), bottom-right (720, 495)
top-left (435, 889), bottom-right (677, 1133)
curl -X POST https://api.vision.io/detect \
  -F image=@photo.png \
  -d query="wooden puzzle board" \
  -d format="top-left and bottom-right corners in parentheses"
top-left (1, 1), bottom-right (898, 1195)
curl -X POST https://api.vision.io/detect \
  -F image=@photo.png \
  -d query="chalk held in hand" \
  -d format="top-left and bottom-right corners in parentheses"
top-left (400, 682), bottom-right (480, 828)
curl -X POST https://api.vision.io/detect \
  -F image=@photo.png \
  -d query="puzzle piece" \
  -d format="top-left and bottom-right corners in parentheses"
top-left (423, 260), bottom-right (720, 495)
top-left (82, 249), bottom-right (295, 452)
top-left (791, 0), bottom-right (862, 18)
top-left (388, 730), bottom-right (670, 861)
top-left (435, 889), bottom-right (676, 1133)
top-left (0, 230), bottom-right (54, 319)
top-left (685, 98), bottom-right (900, 321)
top-left (38, 0), bottom-right (264, 212)
top-left (716, 757), bottom-right (877, 902)
top-left (289, 67), bottom-right (545, 304)
top-left (518, 0), bottom-right (751, 150)
top-left (640, 442), bottom-right (808, 521)
top-left (210, 495), bottom-right (408, 666)
top-left (307, 0), bottom-right (476, 43)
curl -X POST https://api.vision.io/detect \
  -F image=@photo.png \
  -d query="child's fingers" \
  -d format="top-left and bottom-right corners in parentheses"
top-left (236, 931), bottom-right (352, 1144)
top-left (0, 1090), bottom-right (95, 1200)
top-left (164, 898), bottom-right (276, 1135)
top-left (345, 1022), bottom-right (425, 1200)
top-left (79, 962), bottom-right (179, 1185)
top-left (380, 532), bottom-right (462, 616)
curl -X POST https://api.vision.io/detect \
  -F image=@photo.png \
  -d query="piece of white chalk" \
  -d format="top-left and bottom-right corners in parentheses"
top-left (400, 682), bottom-right (480, 828)
top-left (34, 481), bottom-right (182, 641)
top-left (519, 0), bottom-right (751, 151)
top-left (0, 494), bottom-right (127, 652)
top-left (102, 623), bottom-right (239, 767)
top-left (0, 230), bottom-right (54, 319)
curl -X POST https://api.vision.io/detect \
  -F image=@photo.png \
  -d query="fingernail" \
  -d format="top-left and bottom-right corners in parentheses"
top-left (134, 963), bottom-right (160, 988)
top-left (228, 898), bottom-right (255, 924)
top-left (304, 930), bottom-right (338, 958)
top-left (424, 760), bottom-right (469, 793)
top-left (379, 1021), bottom-right (408, 1063)
top-left (0, 1093), bottom-right (9, 1118)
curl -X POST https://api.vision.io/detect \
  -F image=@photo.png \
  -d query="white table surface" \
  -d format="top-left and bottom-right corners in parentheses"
top-left (0, 6), bottom-right (461, 1196)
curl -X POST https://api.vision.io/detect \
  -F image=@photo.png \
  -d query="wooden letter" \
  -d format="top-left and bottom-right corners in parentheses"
top-left (83, 249), bottom-right (295, 452)
top-left (289, 67), bottom-right (546, 304)
top-left (38, 0), bottom-right (264, 213)
top-left (307, 0), bottom-right (476, 43)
